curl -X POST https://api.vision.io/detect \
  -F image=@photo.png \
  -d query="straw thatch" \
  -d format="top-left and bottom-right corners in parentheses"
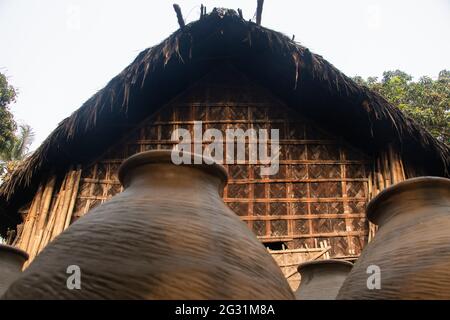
top-left (1, 8), bottom-right (449, 234)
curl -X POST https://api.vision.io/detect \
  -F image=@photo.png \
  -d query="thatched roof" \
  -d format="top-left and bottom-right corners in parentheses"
top-left (1, 8), bottom-right (449, 232)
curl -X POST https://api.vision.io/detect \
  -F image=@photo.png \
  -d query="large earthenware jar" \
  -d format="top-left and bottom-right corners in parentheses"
top-left (0, 244), bottom-right (28, 297)
top-left (3, 150), bottom-right (294, 300)
top-left (294, 259), bottom-right (352, 300)
top-left (337, 176), bottom-right (450, 300)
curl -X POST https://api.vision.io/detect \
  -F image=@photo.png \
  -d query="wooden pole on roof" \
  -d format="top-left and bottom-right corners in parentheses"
top-left (238, 8), bottom-right (243, 19)
top-left (173, 4), bottom-right (185, 28)
top-left (200, 4), bottom-right (206, 19)
top-left (256, 0), bottom-right (264, 25)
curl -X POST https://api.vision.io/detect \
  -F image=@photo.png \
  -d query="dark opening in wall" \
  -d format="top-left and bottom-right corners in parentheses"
top-left (264, 241), bottom-right (286, 251)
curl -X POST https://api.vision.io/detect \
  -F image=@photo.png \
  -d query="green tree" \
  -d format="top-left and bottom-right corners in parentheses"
top-left (0, 124), bottom-right (34, 179)
top-left (0, 72), bottom-right (17, 152)
top-left (354, 70), bottom-right (450, 145)
top-left (0, 73), bottom-right (34, 180)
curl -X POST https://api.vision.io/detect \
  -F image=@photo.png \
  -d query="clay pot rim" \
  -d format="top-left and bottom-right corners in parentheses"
top-left (366, 176), bottom-right (450, 224)
top-left (118, 150), bottom-right (228, 186)
top-left (0, 244), bottom-right (29, 261)
top-left (297, 259), bottom-right (353, 272)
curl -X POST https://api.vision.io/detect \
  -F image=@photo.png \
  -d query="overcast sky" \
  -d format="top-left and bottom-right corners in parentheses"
top-left (1, 0), bottom-right (449, 149)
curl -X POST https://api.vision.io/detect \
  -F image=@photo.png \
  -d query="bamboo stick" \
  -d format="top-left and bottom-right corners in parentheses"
top-left (58, 170), bottom-right (75, 232)
top-left (28, 176), bottom-right (56, 257)
top-left (369, 163), bottom-right (376, 198)
top-left (38, 193), bottom-right (61, 252)
top-left (64, 167), bottom-right (82, 230)
top-left (49, 174), bottom-right (69, 241)
top-left (51, 171), bottom-right (73, 240)
top-left (395, 157), bottom-right (403, 182)
top-left (392, 144), bottom-right (405, 183)
top-left (26, 183), bottom-right (46, 253)
top-left (369, 171), bottom-right (376, 243)
top-left (36, 176), bottom-right (56, 230)
top-left (256, 0), bottom-right (264, 25)
top-left (368, 223), bottom-right (378, 242)
top-left (387, 145), bottom-right (398, 184)
top-left (390, 147), bottom-right (405, 182)
top-left (18, 184), bottom-right (44, 251)
top-left (172, 4), bottom-right (185, 28)
top-left (28, 230), bottom-right (42, 261)
top-left (11, 223), bottom-right (23, 247)
top-left (398, 156), bottom-right (406, 180)
top-left (382, 152), bottom-right (391, 188)
top-left (371, 175), bottom-right (378, 198)
top-left (83, 163), bottom-right (98, 215)
top-left (339, 147), bottom-right (354, 255)
top-left (29, 176), bottom-right (58, 258)
top-left (18, 184), bottom-right (45, 266)
top-left (376, 158), bottom-right (384, 191)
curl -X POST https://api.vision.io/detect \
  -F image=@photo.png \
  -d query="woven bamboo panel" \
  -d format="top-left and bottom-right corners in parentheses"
top-left (71, 68), bottom-right (370, 258)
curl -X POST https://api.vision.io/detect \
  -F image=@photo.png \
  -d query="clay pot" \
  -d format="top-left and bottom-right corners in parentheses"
top-left (337, 176), bottom-right (450, 300)
top-left (294, 259), bottom-right (352, 300)
top-left (3, 150), bottom-right (294, 300)
top-left (0, 244), bottom-right (28, 297)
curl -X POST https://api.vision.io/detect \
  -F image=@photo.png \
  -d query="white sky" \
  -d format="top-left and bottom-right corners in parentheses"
top-left (0, 0), bottom-right (449, 149)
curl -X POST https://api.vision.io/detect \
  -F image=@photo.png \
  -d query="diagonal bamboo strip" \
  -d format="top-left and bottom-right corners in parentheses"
top-left (63, 166), bottom-right (82, 230)
top-left (50, 169), bottom-right (73, 241)
top-left (17, 184), bottom-right (44, 252)
top-left (24, 185), bottom-right (45, 253)
top-left (55, 172), bottom-right (75, 234)
top-left (36, 176), bottom-right (56, 231)
top-left (37, 192), bottom-right (61, 253)
top-left (32, 173), bottom-right (69, 262)
top-left (376, 158), bottom-right (385, 191)
top-left (368, 145), bottom-right (407, 242)
top-left (27, 176), bottom-right (56, 260)
top-left (382, 151), bottom-right (391, 188)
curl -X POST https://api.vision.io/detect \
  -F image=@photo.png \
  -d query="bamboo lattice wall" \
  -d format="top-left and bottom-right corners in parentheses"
top-left (11, 67), bottom-right (407, 265)
top-left (71, 68), bottom-right (371, 258)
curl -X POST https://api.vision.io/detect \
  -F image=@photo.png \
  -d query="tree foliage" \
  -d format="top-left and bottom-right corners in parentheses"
top-left (353, 70), bottom-right (450, 145)
top-left (0, 72), bottom-right (17, 152)
top-left (0, 73), bottom-right (35, 180)
top-left (0, 124), bottom-right (35, 180)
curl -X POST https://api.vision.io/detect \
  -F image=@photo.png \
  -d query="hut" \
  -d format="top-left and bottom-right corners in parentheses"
top-left (0, 8), bottom-right (449, 289)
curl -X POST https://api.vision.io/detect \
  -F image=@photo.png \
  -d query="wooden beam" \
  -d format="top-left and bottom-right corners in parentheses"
top-left (256, 0), bottom-right (264, 25)
top-left (200, 4), bottom-right (204, 19)
top-left (257, 230), bottom-right (367, 240)
top-left (223, 197), bottom-right (367, 203)
top-left (238, 8), bottom-right (243, 19)
top-left (173, 4), bottom-right (185, 28)
top-left (240, 213), bottom-right (366, 221)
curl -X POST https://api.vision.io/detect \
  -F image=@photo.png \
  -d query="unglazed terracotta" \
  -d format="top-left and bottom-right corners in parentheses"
top-left (337, 176), bottom-right (450, 300)
top-left (294, 259), bottom-right (352, 300)
top-left (0, 244), bottom-right (28, 297)
top-left (3, 150), bottom-right (294, 300)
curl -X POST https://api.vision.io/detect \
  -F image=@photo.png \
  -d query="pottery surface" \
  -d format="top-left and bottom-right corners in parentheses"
top-left (337, 177), bottom-right (450, 300)
top-left (0, 244), bottom-right (28, 297)
top-left (3, 150), bottom-right (294, 300)
top-left (294, 259), bottom-right (352, 300)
